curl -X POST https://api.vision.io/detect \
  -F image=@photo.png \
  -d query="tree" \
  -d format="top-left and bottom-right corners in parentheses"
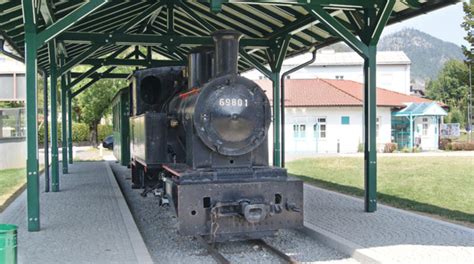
top-left (76, 78), bottom-right (125, 146)
top-left (461, 0), bottom-right (473, 62)
top-left (426, 60), bottom-right (469, 126)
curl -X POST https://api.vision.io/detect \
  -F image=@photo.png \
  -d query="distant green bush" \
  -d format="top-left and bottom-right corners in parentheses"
top-left (72, 123), bottom-right (89, 142)
top-left (447, 142), bottom-right (474, 151)
top-left (38, 122), bottom-right (104, 144)
top-left (98, 125), bottom-right (113, 142)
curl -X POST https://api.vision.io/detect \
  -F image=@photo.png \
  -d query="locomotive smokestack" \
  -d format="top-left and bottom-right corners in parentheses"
top-left (188, 46), bottom-right (214, 90)
top-left (212, 30), bottom-right (243, 77)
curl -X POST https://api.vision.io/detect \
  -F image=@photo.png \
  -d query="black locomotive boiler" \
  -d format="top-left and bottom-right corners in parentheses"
top-left (129, 30), bottom-right (303, 242)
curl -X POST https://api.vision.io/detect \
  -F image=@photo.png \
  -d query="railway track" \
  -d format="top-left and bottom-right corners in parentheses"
top-left (196, 236), bottom-right (300, 264)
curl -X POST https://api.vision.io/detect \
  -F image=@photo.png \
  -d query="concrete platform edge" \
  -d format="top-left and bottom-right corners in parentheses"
top-left (104, 161), bottom-right (154, 264)
top-left (303, 222), bottom-right (383, 264)
top-left (305, 184), bottom-right (474, 234)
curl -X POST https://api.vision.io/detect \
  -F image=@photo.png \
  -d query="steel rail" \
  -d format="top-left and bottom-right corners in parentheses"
top-left (196, 236), bottom-right (230, 264)
top-left (254, 239), bottom-right (300, 264)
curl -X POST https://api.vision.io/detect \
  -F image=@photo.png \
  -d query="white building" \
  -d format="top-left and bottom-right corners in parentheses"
top-left (0, 54), bottom-right (26, 169)
top-left (244, 50), bottom-right (412, 95)
top-left (256, 79), bottom-right (446, 155)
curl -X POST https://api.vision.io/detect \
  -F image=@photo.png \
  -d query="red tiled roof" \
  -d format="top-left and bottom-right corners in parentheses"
top-left (255, 78), bottom-right (438, 108)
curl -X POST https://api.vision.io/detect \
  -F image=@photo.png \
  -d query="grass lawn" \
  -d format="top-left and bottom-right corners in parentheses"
top-left (0, 168), bottom-right (26, 207)
top-left (287, 156), bottom-right (474, 224)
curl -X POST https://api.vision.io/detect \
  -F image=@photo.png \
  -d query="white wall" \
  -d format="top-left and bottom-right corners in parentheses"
top-left (413, 116), bottom-right (440, 150)
top-left (243, 64), bottom-right (411, 95)
top-left (267, 106), bottom-right (392, 157)
top-left (0, 139), bottom-right (26, 170)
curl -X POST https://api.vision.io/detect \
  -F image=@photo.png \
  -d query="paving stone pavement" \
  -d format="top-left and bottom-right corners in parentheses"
top-left (304, 184), bottom-right (474, 264)
top-left (0, 162), bottom-right (146, 264)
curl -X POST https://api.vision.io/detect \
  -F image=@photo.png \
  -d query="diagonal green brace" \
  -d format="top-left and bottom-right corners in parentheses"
top-left (36, 0), bottom-right (108, 49)
top-left (239, 48), bottom-right (272, 78)
top-left (304, 4), bottom-right (369, 57)
top-left (58, 43), bottom-right (102, 76)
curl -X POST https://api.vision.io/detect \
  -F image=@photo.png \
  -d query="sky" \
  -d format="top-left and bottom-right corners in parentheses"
top-left (381, 2), bottom-right (467, 47)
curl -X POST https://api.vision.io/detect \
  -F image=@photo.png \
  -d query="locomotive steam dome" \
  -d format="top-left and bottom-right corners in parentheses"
top-left (193, 75), bottom-right (270, 156)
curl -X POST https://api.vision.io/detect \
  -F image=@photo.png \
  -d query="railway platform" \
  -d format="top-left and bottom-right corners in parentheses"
top-left (0, 161), bottom-right (153, 264)
top-left (303, 185), bottom-right (474, 264)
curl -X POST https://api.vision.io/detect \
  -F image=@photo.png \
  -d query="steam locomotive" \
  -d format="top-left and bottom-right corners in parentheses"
top-left (128, 30), bottom-right (303, 242)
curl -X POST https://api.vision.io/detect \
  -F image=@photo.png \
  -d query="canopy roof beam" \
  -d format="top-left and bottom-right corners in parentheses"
top-left (81, 58), bottom-right (186, 67)
top-left (66, 46), bottom-right (130, 90)
top-left (57, 32), bottom-right (271, 48)
top-left (36, 0), bottom-right (108, 49)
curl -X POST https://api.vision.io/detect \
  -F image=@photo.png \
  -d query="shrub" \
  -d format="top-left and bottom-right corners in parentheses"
top-left (98, 125), bottom-right (113, 142)
top-left (401, 147), bottom-right (411, 153)
top-left (439, 138), bottom-right (452, 150)
top-left (38, 122), bottom-right (91, 144)
top-left (38, 122), bottom-right (62, 144)
top-left (384, 143), bottom-right (398, 153)
top-left (448, 142), bottom-right (474, 151)
top-left (357, 143), bottom-right (364, 153)
top-left (72, 123), bottom-right (89, 142)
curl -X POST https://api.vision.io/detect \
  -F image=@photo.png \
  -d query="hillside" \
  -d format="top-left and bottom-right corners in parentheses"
top-left (378, 28), bottom-right (464, 87)
top-left (324, 28), bottom-right (465, 89)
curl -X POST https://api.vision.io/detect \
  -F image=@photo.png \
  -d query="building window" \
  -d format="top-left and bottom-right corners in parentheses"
top-left (376, 117), bottom-right (381, 138)
top-left (286, 75), bottom-right (291, 79)
top-left (341, 116), bottom-right (350, 125)
top-left (293, 124), bottom-right (306, 138)
top-left (314, 117), bottom-right (326, 139)
top-left (422, 118), bottom-right (429, 136)
top-left (335, 75), bottom-right (344, 80)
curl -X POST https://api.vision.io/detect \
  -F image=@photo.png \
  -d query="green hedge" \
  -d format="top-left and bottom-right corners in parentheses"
top-left (38, 123), bottom-right (113, 144)
top-left (98, 125), bottom-right (113, 142)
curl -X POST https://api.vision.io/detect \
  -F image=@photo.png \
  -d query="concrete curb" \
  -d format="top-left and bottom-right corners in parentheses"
top-left (305, 184), bottom-right (474, 234)
top-left (303, 222), bottom-right (383, 264)
top-left (302, 184), bottom-right (474, 264)
top-left (0, 168), bottom-right (45, 213)
top-left (104, 161), bottom-right (154, 264)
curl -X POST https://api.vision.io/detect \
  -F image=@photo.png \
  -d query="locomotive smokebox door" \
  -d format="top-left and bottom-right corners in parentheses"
top-left (175, 178), bottom-right (304, 242)
top-left (193, 76), bottom-right (271, 157)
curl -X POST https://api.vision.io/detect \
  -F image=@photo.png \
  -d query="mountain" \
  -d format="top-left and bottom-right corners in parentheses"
top-left (378, 28), bottom-right (465, 88)
top-left (324, 28), bottom-right (465, 89)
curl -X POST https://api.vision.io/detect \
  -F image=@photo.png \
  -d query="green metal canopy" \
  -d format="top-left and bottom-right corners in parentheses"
top-left (0, 0), bottom-right (459, 75)
top-left (0, 0), bottom-right (460, 232)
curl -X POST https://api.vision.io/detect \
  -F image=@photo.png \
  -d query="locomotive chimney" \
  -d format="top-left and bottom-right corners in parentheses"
top-left (211, 30), bottom-right (243, 77)
top-left (188, 46), bottom-right (214, 90)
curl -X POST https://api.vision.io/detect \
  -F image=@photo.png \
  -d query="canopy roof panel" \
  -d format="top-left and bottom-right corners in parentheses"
top-left (0, 0), bottom-right (459, 75)
top-left (393, 102), bottom-right (448, 117)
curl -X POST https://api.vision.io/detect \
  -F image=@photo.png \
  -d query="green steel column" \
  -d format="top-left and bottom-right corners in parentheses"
top-left (364, 45), bottom-right (377, 212)
top-left (60, 57), bottom-right (68, 174)
top-left (24, 31), bottom-right (40, 231)
top-left (409, 115), bottom-right (414, 150)
top-left (42, 72), bottom-right (50, 193)
top-left (271, 72), bottom-right (281, 167)
top-left (49, 44), bottom-right (60, 192)
top-left (68, 91), bottom-right (73, 164)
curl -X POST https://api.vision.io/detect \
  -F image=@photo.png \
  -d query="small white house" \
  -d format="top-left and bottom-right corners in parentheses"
top-left (244, 50), bottom-right (412, 95)
top-left (256, 79), bottom-right (445, 155)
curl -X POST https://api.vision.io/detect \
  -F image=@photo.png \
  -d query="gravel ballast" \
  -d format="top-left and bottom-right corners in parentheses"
top-left (110, 162), bottom-right (359, 264)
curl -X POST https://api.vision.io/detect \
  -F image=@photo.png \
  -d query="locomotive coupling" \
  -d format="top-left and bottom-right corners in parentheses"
top-left (240, 201), bottom-right (270, 224)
